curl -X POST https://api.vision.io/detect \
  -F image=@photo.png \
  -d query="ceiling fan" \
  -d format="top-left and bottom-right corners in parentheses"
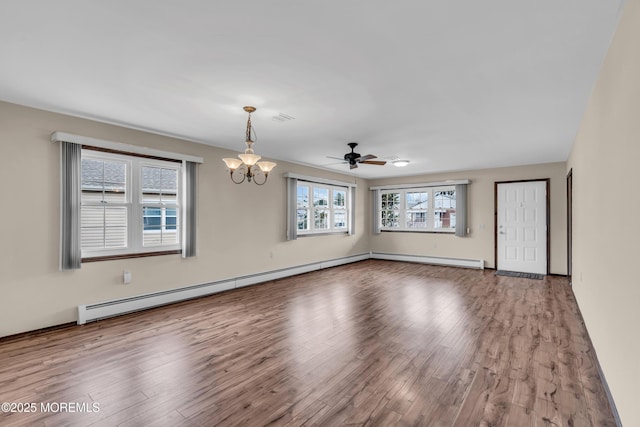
top-left (328, 142), bottom-right (387, 170)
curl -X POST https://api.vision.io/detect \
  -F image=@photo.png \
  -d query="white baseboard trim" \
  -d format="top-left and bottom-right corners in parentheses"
top-left (77, 252), bottom-right (482, 324)
top-left (77, 279), bottom-right (236, 325)
top-left (234, 253), bottom-right (369, 288)
top-left (370, 252), bottom-right (484, 270)
top-left (77, 253), bottom-right (369, 324)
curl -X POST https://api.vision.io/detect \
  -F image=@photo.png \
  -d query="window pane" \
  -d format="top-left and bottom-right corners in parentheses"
top-left (104, 207), bottom-right (127, 248)
top-left (434, 190), bottom-right (456, 229)
top-left (434, 190), bottom-right (455, 209)
top-left (142, 166), bottom-right (178, 204)
top-left (104, 228), bottom-right (127, 249)
top-left (314, 209), bottom-right (329, 229)
top-left (81, 158), bottom-right (126, 203)
top-left (406, 191), bottom-right (428, 209)
top-left (143, 206), bottom-right (179, 247)
top-left (81, 206), bottom-right (127, 249)
top-left (81, 206), bottom-right (106, 249)
top-left (297, 209), bottom-right (309, 230)
top-left (334, 211), bottom-right (346, 229)
top-left (434, 210), bottom-right (456, 229)
top-left (333, 190), bottom-right (346, 208)
top-left (381, 192), bottom-right (400, 210)
top-left (381, 210), bottom-right (400, 227)
top-left (161, 169), bottom-right (178, 194)
top-left (314, 187), bottom-right (329, 207)
top-left (162, 193), bottom-right (178, 205)
top-left (143, 207), bottom-right (161, 231)
top-left (161, 231), bottom-right (178, 245)
top-left (297, 185), bottom-right (309, 208)
top-left (166, 208), bottom-right (177, 230)
top-left (81, 158), bottom-right (103, 190)
top-left (407, 211), bottom-right (427, 228)
top-left (141, 166), bottom-right (161, 203)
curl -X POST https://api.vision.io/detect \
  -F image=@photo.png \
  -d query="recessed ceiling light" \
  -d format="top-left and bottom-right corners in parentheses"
top-left (392, 160), bottom-right (410, 167)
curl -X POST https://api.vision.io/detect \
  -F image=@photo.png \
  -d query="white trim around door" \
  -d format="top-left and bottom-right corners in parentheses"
top-left (495, 180), bottom-right (549, 275)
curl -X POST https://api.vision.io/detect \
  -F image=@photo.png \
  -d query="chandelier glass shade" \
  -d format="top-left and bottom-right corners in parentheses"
top-left (222, 106), bottom-right (277, 185)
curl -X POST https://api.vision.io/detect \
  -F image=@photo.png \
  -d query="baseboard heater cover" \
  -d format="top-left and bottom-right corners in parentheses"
top-left (77, 253), bottom-right (369, 325)
top-left (370, 252), bottom-right (484, 269)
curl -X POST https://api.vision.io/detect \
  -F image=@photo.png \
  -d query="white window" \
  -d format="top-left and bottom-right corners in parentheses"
top-left (379, 186), bottom-right (456, 232)
top-left (297, 182), bottom-right (350, 234)
top-left (81, 149), bottom-right (182, 258)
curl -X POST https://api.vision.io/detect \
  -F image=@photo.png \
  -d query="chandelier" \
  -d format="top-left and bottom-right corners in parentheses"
top-left (222, 106), bottom-right (277, 185)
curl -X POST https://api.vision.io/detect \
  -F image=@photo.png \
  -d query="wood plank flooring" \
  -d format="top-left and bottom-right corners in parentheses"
top-left (0, 260), bottom-right (616, 426)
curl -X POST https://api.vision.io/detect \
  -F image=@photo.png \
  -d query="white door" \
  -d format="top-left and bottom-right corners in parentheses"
top-left (497, 181), bottom-right (547, 274)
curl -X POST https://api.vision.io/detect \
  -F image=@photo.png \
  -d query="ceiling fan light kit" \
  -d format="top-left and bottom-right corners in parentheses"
top-left (222, 106), bottom-right (277, 185)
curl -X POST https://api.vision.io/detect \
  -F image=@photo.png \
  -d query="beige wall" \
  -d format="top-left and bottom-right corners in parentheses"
top-left (0, 101), bottom-right (370, 337)
top-left (0, 100), bottom-right (570, 338)
top-left (567, 0), bottom-right (640, 425)
top-left (369, 162), bottom-right (568, 273)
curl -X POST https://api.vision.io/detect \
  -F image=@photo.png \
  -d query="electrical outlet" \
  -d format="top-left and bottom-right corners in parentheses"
top-left (123, 271), bottom-right (132, 284)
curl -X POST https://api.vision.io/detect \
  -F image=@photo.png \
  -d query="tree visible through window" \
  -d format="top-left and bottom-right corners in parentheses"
top-left (297, 182), bottom-right (349, 234)
top-left (379, 186), bottom-right (456, 232)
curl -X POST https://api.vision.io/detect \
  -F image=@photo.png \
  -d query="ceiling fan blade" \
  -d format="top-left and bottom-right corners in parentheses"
top-left (350, 162), bottom-right (358, 170)
top-left (360, 160), bottom-right (387, 165)
top-left (326, 156), bottom-right (346, 161)
top-left (357, 154), bottom-right (377, 162)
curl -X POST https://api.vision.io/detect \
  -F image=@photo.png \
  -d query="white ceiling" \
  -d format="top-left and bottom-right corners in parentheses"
top-left (0, 1), bottom-right (624, 178)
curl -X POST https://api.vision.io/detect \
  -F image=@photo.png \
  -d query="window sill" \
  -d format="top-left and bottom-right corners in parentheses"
top-left (380, 229), bottom-right (455, 234)
top-left (82, 249), bottom-right (182, 263)
top-left (297, 231), bottom-right (350, 237)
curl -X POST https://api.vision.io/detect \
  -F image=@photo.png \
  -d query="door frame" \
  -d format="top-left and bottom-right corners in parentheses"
top-left (566, 169), bottom-right (573, 282)
top-left (494, 179), bottom-right (550, 274)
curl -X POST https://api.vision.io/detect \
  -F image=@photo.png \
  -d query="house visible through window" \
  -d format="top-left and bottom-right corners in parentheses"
top-left (379, 186), bottom-right (456, 232)
top-left (141, 165), bottom-right (179, 247)
top-left (81, 149), bottom-right (182, 258)
top-left (297, 181), bottom-right (349, 234)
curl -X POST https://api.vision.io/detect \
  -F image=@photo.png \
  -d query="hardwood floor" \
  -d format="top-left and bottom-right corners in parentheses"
top-left (0, 260), bottom-right (616, 426)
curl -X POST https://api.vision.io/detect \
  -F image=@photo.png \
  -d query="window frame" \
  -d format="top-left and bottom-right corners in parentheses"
top-left (297, 181), bottom-right (351, 235)
top-left (378, 185), bottom-right (457, 233)
top-left (80, 148), bottom-right (183, 260)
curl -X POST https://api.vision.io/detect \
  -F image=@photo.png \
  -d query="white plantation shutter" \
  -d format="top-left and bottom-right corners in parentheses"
top-left (80, 155), bottom-right (129, 252)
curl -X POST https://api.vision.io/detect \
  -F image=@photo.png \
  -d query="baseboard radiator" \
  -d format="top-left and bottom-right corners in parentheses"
top-left (77, 253), bottom-right (369, 325)
top-left (370, 252), bottom-right (484, 270)
top-left (78, 252), bottom-right (484, 324)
